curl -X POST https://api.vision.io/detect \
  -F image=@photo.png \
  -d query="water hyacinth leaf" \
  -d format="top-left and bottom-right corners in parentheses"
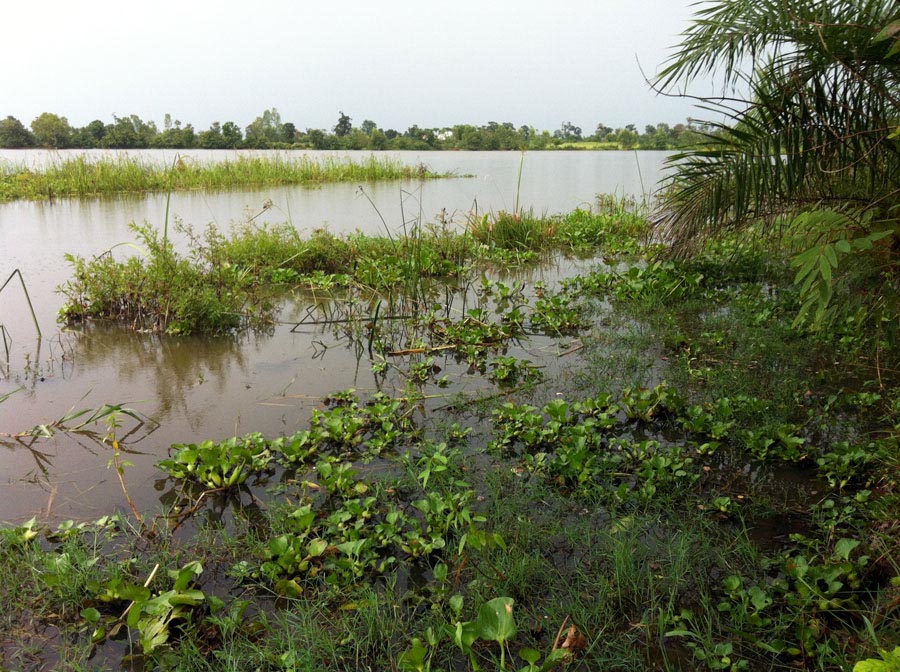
top-left (270, 535), bottom-right (290, 556)
top-left (476, 596), bottom-right (517, 644)
top-left (834, 538), bottom-right (861, 561)
top-left (81, 607), bottom-right (101, 623)
top-left (450, 619), bottom-right (480, 655)
top-left (306, 538), bottom-right (328, 557)
top-left (853, 646), bottom-right (900, 672)
top-left (520, 647), bottom-right (541, 665)
top-left (172, 560), bottom-right (203, 591)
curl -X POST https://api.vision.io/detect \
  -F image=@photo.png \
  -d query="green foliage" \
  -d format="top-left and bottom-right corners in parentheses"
top-left (400, 596), bottom-right (570, 672)
top-left (30, 112), bottom-right (73, 148)
top-left (0, 115), bottom-right (35, 147)
top-left (855, 648), bottom-right (900, 672)
top-left (468, 209), bottom-right (554, 251)
top-left (159, 433), bottom-right (272, 489)
top-left (790, 210), bottom-right (894, 329)
top-left (59, 222), bottom-right (253, 335)
top-left (655, 0), bottom-right (900, 327)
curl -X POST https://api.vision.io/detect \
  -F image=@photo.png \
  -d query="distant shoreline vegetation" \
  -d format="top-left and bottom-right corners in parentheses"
top-left (0, 109), bottom-right (707, 152)
top-left (0, 155), bottom-right (445, 202)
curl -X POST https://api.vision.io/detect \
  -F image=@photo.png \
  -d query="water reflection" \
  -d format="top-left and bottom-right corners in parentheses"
top-left (68, 324), bottom-right (249, 431)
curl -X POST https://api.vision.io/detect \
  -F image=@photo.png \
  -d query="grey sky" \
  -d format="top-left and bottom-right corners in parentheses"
top-left (2, 0), bottom-right (704, 134)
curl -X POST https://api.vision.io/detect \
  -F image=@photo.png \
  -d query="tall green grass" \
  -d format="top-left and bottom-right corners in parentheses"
top-left (0, 155), bottom-right (442, 201)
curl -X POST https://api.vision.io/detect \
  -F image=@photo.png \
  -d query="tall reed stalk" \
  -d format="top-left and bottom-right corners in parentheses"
top-left (0, 269), bottom-right (41, 338)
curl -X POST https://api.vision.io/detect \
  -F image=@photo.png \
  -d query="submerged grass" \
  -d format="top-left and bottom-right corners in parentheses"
top-left (0, 154), bottom-right (443, 201)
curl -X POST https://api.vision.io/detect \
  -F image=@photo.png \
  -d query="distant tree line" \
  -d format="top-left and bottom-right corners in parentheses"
top-left (0, 109), bottom-right (710, 151)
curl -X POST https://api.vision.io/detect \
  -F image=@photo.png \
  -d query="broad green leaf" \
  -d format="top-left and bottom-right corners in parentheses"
top-left (874, 21), bottom-right (900, 43)
top-left (476, 596), bottom-right (517, 644)
top-left (448, 620), bottom-right (479, 654)
top-left (306, 538), bottom-right (328, 557)
top-left (81, 607), bottom-right (101, 623)
top-left (138, 614), bottom-right (171, 653)
top-left (398, 639), bottom-right (428, 672)
top-left (819, 255), bottom-right (832, 285)
top-left (173, 561), bottom-right (203, 591)
top-left (520, 647), bottom-right (541, 665)
top-left (834, 538), bottom-right (861, 561)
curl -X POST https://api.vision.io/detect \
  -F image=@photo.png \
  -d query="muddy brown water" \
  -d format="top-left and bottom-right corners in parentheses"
top-left (0, 150), bottom-right (669, 524)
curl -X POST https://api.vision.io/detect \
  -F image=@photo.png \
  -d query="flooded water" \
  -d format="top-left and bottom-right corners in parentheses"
top-left (0, 150), bottom-right (669, 524)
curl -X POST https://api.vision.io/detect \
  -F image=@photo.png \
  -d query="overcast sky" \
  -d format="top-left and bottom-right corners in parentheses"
top-left (1, 0), bottom-right (707, 134)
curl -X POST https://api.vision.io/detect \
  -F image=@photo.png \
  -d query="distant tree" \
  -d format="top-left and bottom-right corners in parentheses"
top-left (617, 128), bottom-right (638, 149)
top-left (404, 125), bottom-right (436, 147)
top-left (245, 108), bottom-right (283, 147)
top-left (360, 119), bottom-right (377, 135)
top-left (85, 120), bottom-right (106, 144)
top-left (306, 128), bottom-right (332, 149)
top-left (30, 113), bottom-right (72, 148)
top-left (370, 128), bottom-right (387, 149)
top-left (530, 130), bottom-right (553, 149)
top-left (197, 122), bottom-right (227, 149)
top-left (344, 128), bottom-right (370, 149)
top-left (70, 119), bottom-right (106, 148)
top-left (384, 128), bottom-right (399, 140)
top-left (152, 118), bottom-right (195, 148)
top-left (221, 121), bottom-right (242, 148)
top-left (554, 121), bottom-right (582, 141)
top-left (281, 122), bottom-right (297, 143)
top-left (592, 123), bottom-right (613, 141)
top-left (0, 116), bottom-right (35, 148)
top-left (103, 115), bottom-right (157, 148)
top-left (334, 111), bottom-right (352, 137)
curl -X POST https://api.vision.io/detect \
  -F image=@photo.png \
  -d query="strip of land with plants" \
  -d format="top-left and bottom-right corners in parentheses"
top-left (0, 154), bottom-right (444, 202)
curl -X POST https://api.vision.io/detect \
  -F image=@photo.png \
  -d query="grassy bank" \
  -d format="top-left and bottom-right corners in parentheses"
top-left (0, 154), bottom-right (444, 201)
top-left (4, 203), bottom-right (900, 671)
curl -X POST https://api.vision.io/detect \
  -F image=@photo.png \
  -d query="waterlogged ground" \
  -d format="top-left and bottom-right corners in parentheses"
top-left (3, 155), bottom-right (900, 671)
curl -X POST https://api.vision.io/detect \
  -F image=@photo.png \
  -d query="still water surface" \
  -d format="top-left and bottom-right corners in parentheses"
top-left (0, 150), bottom-right (668, 523)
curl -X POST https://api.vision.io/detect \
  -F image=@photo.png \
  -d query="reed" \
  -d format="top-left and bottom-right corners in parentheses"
top-left (467, 209), bottom-right (555, 251)
top-left (0, 155), bottom-right (444, 201)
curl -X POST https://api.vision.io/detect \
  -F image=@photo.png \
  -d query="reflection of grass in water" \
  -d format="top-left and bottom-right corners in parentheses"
top-left (0, 154), bottom-right (445, 201)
